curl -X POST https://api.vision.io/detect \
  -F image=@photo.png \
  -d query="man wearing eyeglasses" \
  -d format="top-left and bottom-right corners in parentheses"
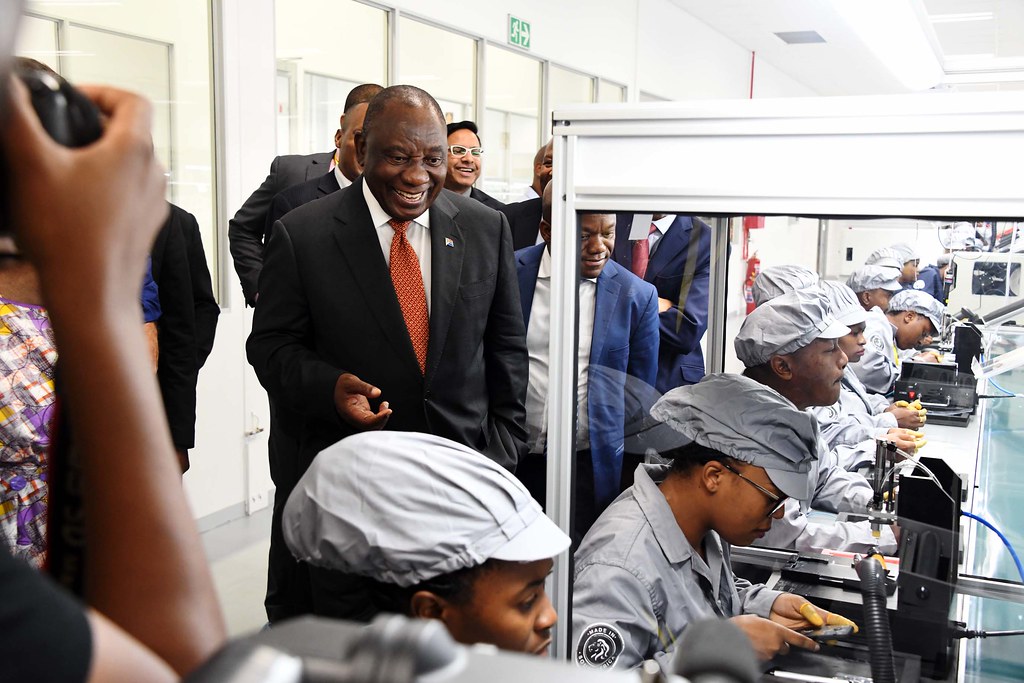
top-left (573, 373), bottom-right (855, 670)
top-left (445, 120), bottom-right (504, 210)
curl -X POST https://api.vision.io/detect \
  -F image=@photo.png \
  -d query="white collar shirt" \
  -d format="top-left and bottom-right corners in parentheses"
top-left (362, 179), bottom-right (432, 314)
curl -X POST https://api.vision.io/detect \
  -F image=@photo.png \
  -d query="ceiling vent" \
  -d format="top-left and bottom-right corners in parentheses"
top-left (774, 31), bottom-right (826, 44)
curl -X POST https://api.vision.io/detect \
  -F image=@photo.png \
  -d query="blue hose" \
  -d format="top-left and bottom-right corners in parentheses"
top-left (963, 511), bottom-right (1024, 583)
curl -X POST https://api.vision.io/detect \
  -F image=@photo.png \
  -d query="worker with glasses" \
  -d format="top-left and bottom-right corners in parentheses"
top-left (572, 372), bottom-right (856, 670)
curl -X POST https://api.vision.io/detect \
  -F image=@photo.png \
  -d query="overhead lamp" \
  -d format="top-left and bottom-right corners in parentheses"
top-left (930, 12), bottom-right (994, 24)
top-left (834, 0), bottom-right (944, 92)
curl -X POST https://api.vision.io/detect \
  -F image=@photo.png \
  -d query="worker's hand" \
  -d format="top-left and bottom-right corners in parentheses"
top-left (884, 429), bottom-right (917, 456)
top-left (887, 399), bottom-right (926, 429)
top-left (657, 297), bottom-right (673, 313)
top-left (730, 614), bottom-right (819, 660)
top-left (768, 593), bottom-right (859, 634)
top-left (334, 373), bottom-right (391, 430)
top-left (916, 350), bottom-right (942, 363)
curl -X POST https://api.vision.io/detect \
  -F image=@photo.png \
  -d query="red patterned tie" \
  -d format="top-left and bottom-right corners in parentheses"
top-left (631, 222), bottom-right (658, 279)
top-left (388, 219), bottom-right (429, 373)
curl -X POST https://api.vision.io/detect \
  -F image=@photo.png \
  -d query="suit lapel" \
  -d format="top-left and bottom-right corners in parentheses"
top-left (332, 179), bottom-right (421, 375)
top-left (646, 216), bottom-right (691, 280)
top-left (591, 267), bottom-right (621, 365)
top-left (424, 192), bottom-right (465, 382)
top-left (516, 246), bottom-right (544, 326)
top-left (305, 150), bottom-right (334, 180)
top-left (317, 171), bottom-right (340, 197)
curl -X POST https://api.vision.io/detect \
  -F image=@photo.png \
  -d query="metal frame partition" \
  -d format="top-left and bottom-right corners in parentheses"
top-left (544, 92), bottom-right (1024, 660)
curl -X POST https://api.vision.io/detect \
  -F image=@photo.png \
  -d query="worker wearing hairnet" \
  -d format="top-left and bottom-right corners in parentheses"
top-left (808, 281), bottom-right (925, 471)
top-left (751, 264), bottom-right (819, 308)
top-left (852, 288), bottom-right (945, 395)
top-left (283, 431), bottom-right (570, 655)
top-left (572, 373), bottom-right (855, 670)
top-left (730, 289), bottom-right (898, 555)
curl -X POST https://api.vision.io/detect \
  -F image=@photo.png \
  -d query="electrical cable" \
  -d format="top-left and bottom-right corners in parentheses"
top-left (954, 628), bottom-right (1024, 639)
top-left (962, 511), bottom-right (1024, 584)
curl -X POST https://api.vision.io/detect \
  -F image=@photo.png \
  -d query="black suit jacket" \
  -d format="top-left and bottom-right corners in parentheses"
top-left (228, 151), bottom-right (334, 306)
top-left (469, 187), bottom-right (506, 211)
top-left (247, 181), bottom-right (528, 473)
top-left (265, 171), bottom-right (341, 243)
top-left (151, 203), bottom-right (220, 451)
top-left (500, 198), bottom-right (543, 250)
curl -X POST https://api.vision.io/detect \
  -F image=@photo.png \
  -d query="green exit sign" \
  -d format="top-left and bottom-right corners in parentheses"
top-left (508, 15), bottom-right (531, 50)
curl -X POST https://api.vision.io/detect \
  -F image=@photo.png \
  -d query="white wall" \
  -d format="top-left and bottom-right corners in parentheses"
top-left (822, 218), bottom-right (946, 280)
top-left (722, 216), bottom-right (822, 374)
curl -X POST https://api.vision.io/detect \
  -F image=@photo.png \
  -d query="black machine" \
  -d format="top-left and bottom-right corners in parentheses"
top-left (893, 323), bottom-right (983, 427)
top-left (767, 448), bottom-right (964, 681)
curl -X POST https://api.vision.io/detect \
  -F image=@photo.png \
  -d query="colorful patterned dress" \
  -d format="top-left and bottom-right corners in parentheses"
top-left (0, 296), bottom-right (56, 568)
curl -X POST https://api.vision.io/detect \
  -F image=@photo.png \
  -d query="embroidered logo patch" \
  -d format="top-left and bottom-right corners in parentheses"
top-left (576, 622), bottom-right (624, 668)
top-left (870, 334), bottom-right (885, 352)
top-left (913, 280), bottom-right (925, 290)
top-left (826, 405), bottom-right (839, 420)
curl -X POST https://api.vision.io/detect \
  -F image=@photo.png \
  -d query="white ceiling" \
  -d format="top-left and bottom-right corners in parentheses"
top-left (669, 0), bottom-right (1024, 95)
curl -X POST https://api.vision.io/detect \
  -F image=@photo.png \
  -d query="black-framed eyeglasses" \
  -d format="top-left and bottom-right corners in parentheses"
top-left (720, 462), bottom-right (787, 518)
top-left (448, 145), bottom-right (483, 157)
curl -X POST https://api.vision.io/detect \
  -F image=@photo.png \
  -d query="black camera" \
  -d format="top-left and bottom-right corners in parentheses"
top-left (15, 64), bottom-right (102, 148)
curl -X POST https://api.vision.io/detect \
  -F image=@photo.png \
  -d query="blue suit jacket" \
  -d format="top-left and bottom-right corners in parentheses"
top-left (516, 244), bottom-right (659, 507)
top-left (612, 215), bottom-right (712, 392)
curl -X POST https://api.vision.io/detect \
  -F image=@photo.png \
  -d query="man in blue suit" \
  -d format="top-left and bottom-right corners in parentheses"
top-left (516, 186), bottom-right (659, 541)
top-left (612, 214), bottom-right (712, 392)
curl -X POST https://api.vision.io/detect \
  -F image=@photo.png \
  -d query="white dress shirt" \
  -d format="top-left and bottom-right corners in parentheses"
top-left (525, 247), bottom-right (595, 453)
top-left (647, 214), bottom-right (675, 258)
top-left (333, 158), bottom-right (352, 190)
top-left (520, 185), bottom-right (540, 202)
top-left (362, 179), bottom-right (432, 313)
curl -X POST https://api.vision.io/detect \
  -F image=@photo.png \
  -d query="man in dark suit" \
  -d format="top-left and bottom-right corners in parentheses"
top-left (247, 85), bottom-right (529, 622)
top-left (611, 214), bottom-right (712, 392)
top-left (501, 196), bottom-right (543, 250)
top-left (444, 120), bottom-right (504, 210)
top-left (515, 186), bottom-right (659, 542)
top-left (263, 95), bottom-right (373, 238)
top-left (150, 203), bottom-right (219, 472)
top-left (228, 83), bottom-right (383, 306)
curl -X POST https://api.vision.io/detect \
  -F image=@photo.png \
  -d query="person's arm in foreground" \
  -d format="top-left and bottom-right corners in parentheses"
top-left (3, 79), bottom-right (226, 679)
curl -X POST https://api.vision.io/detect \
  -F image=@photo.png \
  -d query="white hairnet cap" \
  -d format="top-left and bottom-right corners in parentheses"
top-left (846, 265), bottom-right (903, 293)
top-left (889, 243), bottom-right (920, 264)
top-left (283, 432), bottom-right (570, 588)
top-left (752, 265), bottom-right (820, 307)
top-left (650, 374), bottom-right (818, 501)
top-left (864, 247), bottom-right (904, 271)
top-left (819, 280), bottom-right (866, 327)
top-left (888, 289), bottom-right (945, 332)
top-left (734, 288), bottom-right (849, 368)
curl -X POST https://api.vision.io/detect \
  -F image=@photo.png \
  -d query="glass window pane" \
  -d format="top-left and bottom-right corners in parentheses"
top-left (483, 46), bottom-right (540, 203)
top-left (548, 65), bottom-right (594, 120)
top-left (22, 2), bottom-right (218, 295)
top-left (275, 0), bottom-right (387, 155)
top-left (305, 73), bottom-right (360, 154)
top-left (598, 80), bottom-right (626, 103)
top-left (398, 18), bottom-right (475, 124)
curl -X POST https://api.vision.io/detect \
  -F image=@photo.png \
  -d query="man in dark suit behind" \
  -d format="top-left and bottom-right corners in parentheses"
top-left (444, 120), bottom-right (504, 211)
top-left (247, 85), bottom-right (529, 622)
top-left (611, 214), bottom-right (712, 392)
top-left (228, 83), bottom-right (383, 306)
top-left (151, 203), bottom-right (219, 473)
